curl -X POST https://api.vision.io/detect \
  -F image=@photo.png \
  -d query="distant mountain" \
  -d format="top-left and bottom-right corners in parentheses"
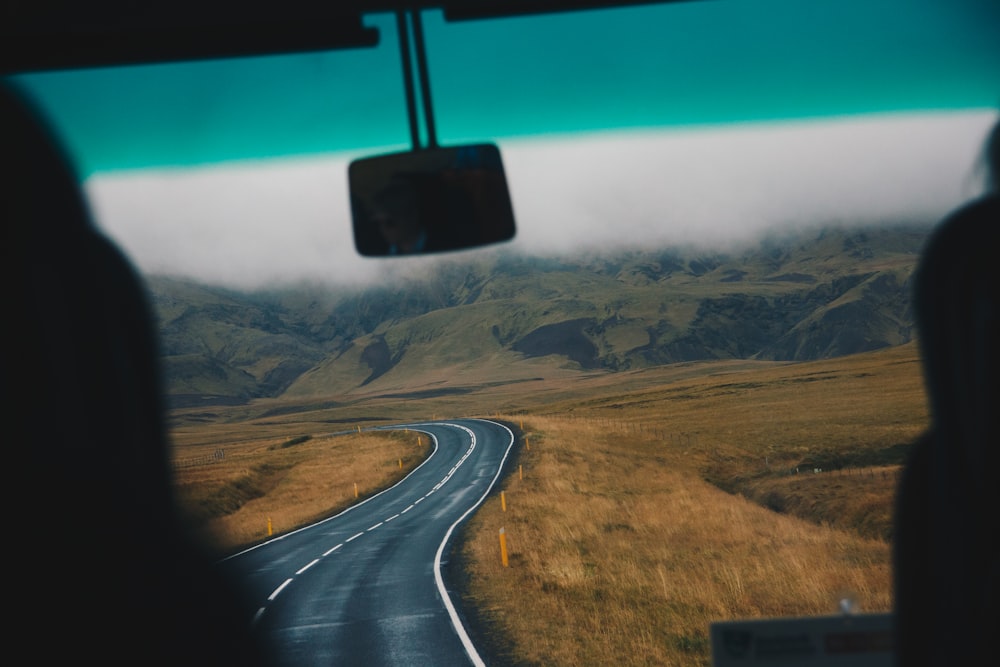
top-left (147, 224), bottom-right (931, 407)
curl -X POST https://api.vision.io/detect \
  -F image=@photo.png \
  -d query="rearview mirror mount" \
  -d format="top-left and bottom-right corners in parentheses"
top-left (349, 143), bottom-right (516, 256)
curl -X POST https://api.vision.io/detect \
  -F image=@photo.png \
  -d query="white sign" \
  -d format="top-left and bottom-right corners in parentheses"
top-left (710, 613), bottom-right (893, 666)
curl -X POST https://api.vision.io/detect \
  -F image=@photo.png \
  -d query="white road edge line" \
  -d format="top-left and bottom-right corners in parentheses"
top-left (224, 418), bottom-right (513, 667)
top-left (220, 429), bottom-right (442, 561)
top-left (250, 425), bottom-right (454, 609)
top-left (434, 419), bottom-right (516, 667)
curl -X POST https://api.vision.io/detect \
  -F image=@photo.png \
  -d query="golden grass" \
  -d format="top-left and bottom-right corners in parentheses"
top-left (461, 417), bottom-right (894, 666)
top-left (168, 343), bottom-right (928, 664)
top-left (458, 344), bottom-right (927, 665)
top-left (173, 429), bottom-right (431, 555)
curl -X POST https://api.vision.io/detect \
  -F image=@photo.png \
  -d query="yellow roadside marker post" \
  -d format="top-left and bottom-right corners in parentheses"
top-left (499, 528), bottom-right (509, 567)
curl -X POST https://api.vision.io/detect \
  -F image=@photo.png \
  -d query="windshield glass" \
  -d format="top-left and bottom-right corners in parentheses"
top-left (11, 1), bottom-right (999, 665)
top-left (14, 2), bottom-right (999, 286)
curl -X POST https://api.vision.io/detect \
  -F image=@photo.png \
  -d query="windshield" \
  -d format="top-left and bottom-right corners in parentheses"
top-left (15, 2), bottom-right (998, 287)
top-left (10, 1), bottom-right (1000, 665)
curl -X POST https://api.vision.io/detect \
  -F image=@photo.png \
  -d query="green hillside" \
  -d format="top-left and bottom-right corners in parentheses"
top-left (147, 223), bottom-right (931, 407)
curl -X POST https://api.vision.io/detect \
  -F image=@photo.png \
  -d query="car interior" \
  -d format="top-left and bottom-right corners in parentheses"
top-left (3, 1), bottom-right (997, 665)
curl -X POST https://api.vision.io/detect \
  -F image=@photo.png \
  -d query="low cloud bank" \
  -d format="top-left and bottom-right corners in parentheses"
top-left (85, 110), bottom-right (997, 290)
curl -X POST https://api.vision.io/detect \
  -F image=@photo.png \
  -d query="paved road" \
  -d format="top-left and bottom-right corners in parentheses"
top-left (220, 419), bottom-right (515, 666)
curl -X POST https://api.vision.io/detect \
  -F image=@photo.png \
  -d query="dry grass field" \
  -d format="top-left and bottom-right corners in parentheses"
top-left (458, 343), bottom-right (926, 665)
top-left (173, 429), bottom-right (432, 555)
top-left (169, 341), bottom-right (928, 664)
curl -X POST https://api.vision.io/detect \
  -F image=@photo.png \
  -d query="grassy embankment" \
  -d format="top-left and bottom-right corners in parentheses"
top-left (460, 342), bottom-right (926, 666)
top-left (172, 428), bottom-right (432, 554)
top-left (170, 341), bottom-right (927, 665)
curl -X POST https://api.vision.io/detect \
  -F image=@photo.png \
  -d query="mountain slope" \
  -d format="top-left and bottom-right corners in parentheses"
top-left (148, 223), bottom-right (931, 406)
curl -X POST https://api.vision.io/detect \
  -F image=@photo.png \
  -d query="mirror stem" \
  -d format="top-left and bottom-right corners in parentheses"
top-left (395, 10), bottom-right (421, 151)
top-left (395, 10), bottom-right (438, 151)
top-left (411, 10), bottom-right (438, 149)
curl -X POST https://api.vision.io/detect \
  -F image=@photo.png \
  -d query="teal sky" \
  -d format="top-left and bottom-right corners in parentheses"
top-left (13, 0), bottom-right (1000, 178)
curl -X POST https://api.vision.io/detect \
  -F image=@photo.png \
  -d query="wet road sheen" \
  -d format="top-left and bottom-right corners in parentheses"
top-left (221, 419), bottom-right (515, 667)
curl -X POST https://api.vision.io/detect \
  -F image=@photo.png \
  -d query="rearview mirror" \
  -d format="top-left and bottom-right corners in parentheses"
top-left (349, 144), bottom-right (516, 256)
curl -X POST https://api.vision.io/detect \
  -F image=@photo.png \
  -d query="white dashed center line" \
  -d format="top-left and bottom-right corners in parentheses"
top-left (296, 559), bottom-right (320, 575)
top-left (268, 578), bottom-right (293, 601)
top-left (248, 423), bottom-right (483, 628)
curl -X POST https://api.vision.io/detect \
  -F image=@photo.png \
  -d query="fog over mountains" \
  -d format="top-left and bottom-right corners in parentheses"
top-left (149, 223), bottom-right (930, 408)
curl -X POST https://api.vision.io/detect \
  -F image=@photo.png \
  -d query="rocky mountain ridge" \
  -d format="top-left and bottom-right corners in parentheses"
top-left (149, 223), bottom-right (930, 408)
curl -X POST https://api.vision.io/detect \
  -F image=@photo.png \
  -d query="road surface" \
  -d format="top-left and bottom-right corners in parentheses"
top-left (220, 418), bottom-right (515, 666)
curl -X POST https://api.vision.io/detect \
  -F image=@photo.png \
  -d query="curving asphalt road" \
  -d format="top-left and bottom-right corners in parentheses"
top-left (220, 418), bottom-right (516, 666)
